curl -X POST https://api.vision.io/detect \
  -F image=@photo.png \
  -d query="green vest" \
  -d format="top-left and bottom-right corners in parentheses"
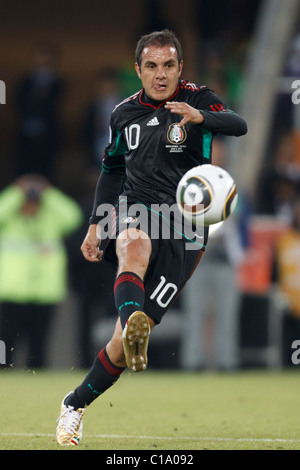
top-left (0, 185), bottom-right (83, 304)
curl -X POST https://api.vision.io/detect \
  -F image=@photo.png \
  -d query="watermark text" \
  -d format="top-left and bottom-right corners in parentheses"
top-left (0, 340), bottom-right (6, 364)
top-left (0, 80), bottom-right (6, 104)
top-left (96, 197), bottom-right (205, 251)
top-left (291, 80), bottom-right (300, 105)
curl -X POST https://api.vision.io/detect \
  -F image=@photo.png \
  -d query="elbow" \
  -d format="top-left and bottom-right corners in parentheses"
top-left (237, 119), bottom-right (248, 136)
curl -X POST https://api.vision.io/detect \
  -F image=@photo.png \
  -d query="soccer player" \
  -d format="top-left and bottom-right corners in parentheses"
top-left (56, 29), bottom-right (247, 446)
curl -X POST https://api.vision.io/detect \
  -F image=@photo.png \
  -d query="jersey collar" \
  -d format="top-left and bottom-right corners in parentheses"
top-left (139, 83), bottom-right (180, 109)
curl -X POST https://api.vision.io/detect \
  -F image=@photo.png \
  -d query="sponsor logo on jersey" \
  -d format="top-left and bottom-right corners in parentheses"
top-left (167, 123), bottom-right (187, 145)
top-left (147, 117), bottom-right (159, 126)
top-left (121, 216), bottom-right (139, 224)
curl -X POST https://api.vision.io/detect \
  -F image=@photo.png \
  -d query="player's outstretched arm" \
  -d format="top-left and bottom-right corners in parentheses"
top-left (165, 98), bottom-right (247, 137)
top-left (81, 224), bottom-right (103, 263)
top-left (165, 101), bottom-right (204, 127)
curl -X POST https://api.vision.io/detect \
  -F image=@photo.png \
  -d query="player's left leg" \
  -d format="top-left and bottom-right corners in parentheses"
top-left (55, 318), bottom-right (129, 446)
top-left (56, 336), bottom-right (126, 446)
top-left (56, 314), bottom-right (155, 446)
top-left (57, 225), bottom-right (154, 445)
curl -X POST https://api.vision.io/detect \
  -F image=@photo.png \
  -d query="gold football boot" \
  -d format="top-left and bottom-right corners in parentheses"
top-left (122, 311), bottom-right (150, 372)
top-left (56, 392), bottom-right (85, 446)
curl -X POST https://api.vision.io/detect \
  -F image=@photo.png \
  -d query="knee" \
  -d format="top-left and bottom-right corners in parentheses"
top-left (117, 232), bottom-right (151, 277)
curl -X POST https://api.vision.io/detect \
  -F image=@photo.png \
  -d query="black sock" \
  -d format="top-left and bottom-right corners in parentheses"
top-left (65, 348), bottom-right (125, 409)
top-left (114, 271), bottom-right (145, 329)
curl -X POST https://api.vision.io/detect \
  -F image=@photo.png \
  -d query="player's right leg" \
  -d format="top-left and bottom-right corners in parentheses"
top-left (106, 312), bottom-right (155, 372)
top-left (122, 310), bottom-right (153, 372)
top-left (114, 227), bottom-right (154, 371)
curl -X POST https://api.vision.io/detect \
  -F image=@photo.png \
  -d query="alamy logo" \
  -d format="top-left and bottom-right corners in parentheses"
top-left (0, 81), bottom-right (6, 104)
top-left (96, 197), bottom-right (205, 251)
top-left (0, 340), bottom-right (6, 364)
top-left (291, 340), bottom-right (300, 364)
top-left (291, 80), bottom-right (300, 105)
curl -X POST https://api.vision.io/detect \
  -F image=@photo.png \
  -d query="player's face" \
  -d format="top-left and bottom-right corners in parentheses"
top-left (135, 45), bottom-right (183, 101)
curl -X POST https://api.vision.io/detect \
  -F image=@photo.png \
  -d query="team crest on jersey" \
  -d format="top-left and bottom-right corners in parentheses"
top-left (121, 216), bottom-right (139, 224)
top-left (167, 123), bottom-right (187, 145)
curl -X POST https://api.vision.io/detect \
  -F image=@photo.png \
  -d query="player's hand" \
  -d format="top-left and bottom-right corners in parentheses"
top-left (165, 101), bottom-right (204, 127)
top-left (81, 224), bottom-right (103, 262)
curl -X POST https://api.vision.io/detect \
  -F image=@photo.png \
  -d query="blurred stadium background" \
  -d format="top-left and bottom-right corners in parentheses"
top-left (0, 0), bottom-right (300, 374)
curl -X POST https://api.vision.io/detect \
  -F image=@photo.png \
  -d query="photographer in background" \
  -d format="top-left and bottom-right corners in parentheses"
top-left (0, 174), bottom-right (83, 369)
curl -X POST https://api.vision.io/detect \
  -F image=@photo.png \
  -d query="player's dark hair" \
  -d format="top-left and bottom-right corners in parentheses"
top-left (135, 29), bottom-right (183, 68)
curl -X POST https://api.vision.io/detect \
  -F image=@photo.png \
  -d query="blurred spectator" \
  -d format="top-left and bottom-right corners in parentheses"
top-left (271, 31), bottom-right (300, 141)
top-left (82, 69), bottom-right (120, 167)
top-left (257, 132), bottom-right (300, 223)
top-left (224, 41), bottom-right (247, 108)
top-left (199, 44), bottom-right (228, 98)
top-left (0, 174), bottom-right (83, 369)
top-left (180, 138), bottom-right (245, 370)
top-left (274, 198), bottom-right (300, 362)
top-left (198, 42), bottom-right (245, 109)
top-left (66, 170), bottom-right (116, 368)
top-left (285, 33), bottom-right (300, 78)
top-left (137, 0), bottom-right (174, 36)
top-left (118, 0), bottom-right (174, 99)
top-left (14, 41), bottom-right (65, 181)
top-left (118, 59), bottom-right (143, 99)
top-left (76, 69), bottom-right (121, 365)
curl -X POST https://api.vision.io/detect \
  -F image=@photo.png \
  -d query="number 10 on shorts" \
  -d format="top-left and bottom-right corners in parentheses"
top-left (150, 276), bottom-right (178, 308)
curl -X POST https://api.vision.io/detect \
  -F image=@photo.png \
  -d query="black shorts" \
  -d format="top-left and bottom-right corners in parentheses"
top-left (102, 199), bottom-right (207, 324)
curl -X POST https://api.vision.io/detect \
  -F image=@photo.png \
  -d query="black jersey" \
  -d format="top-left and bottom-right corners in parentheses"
top-left (90, 80), bottom-right (247, 224)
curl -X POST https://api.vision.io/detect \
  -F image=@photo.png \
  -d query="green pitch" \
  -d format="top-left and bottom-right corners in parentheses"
top-left (0, 368), bottom-right (300, 450)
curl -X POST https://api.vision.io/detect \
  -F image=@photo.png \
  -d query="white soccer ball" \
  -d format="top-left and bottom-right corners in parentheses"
top-left (176, 164), bottom-right (238, 226)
